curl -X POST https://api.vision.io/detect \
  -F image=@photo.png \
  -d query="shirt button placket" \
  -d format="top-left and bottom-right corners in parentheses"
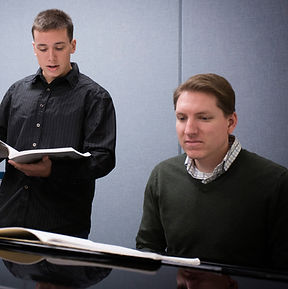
top-left (33, 87), bottom-right (50, 148)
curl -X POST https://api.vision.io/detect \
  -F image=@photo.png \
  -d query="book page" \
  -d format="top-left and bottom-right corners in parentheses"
top-left (0, 140), bottom-right (19, 157)
top-left (0, 140), bottom-right (91, 163)
top-left (11, 148), bottom-right (91, 163)
top-left (0, 227), bottom-right (200, 266)
top-left (0, 141), bottom-right (11, 158)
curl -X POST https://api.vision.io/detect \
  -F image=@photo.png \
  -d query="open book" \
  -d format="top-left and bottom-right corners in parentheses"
top-left (0, 227), bottom-right (200, 269)
top-left (0, 140), bottom-right (91, 163)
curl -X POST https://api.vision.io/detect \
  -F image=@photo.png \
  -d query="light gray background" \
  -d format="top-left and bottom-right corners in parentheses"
top-left (0, 0), bottom-right (287, 288)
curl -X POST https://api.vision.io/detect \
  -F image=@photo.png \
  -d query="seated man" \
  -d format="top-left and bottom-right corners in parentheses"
top-left (136, 73), bottom-right (288, 270)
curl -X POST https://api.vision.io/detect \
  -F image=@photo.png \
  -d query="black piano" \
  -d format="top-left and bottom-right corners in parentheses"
top-left (0, 236), bottom-right (288, 289)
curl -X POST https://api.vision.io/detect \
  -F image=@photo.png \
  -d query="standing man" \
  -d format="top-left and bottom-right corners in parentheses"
top-left (136, 73), bottom-right (288, 270)
top-left (0, 9), bottom-right (116, 238)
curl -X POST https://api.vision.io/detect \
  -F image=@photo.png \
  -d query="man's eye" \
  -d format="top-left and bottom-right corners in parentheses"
top-left (199, 116), bottom-right (212, 121)
top-left (38, 48), bottom-right (47, 52)
top-left (177, 115), bottom-right (186, 121)
top-left (55, 46), bottom-right (64, 51)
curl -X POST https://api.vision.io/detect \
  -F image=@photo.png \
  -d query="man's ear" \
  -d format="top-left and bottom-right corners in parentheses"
top-left (32, 41), bottom-right (37, 56)
top-left (71, 39), bottom-right (76, 54)
top-left (227, 112), bottom-right (237, 134)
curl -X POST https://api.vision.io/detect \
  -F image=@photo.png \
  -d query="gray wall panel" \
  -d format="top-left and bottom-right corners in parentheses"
top-left (182, 0), bottom-right (288, 167)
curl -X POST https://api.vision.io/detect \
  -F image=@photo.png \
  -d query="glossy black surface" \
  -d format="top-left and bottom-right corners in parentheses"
top-left (1, 240), bottom-right (288, 289)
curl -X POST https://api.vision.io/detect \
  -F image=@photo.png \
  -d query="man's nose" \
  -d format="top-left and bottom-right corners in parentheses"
top-left (48, 49), bottom-right (56, 61)
top-left (184, 119), bottom-right (198, 135)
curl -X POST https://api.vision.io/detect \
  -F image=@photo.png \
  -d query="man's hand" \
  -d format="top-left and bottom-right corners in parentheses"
top-left (8, 156), bottom-right (52, 177)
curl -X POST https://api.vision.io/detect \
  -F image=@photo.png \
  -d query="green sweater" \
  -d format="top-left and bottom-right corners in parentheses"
top-left (136, 149), bottom-right (288, 270)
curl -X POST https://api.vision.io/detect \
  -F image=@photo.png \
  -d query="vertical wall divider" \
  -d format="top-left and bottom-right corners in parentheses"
top-left (177, 0), bottom-right (183, 155)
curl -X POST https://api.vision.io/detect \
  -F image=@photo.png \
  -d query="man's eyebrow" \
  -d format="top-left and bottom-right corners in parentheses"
top-left (36, 42), bottom-right (66, 47)
top-left (175, 111), bottom-right (211, 115)
top-left (54, 41), bottom-right (66, 45)
top-left (195, 111), bottom-right (211, 115)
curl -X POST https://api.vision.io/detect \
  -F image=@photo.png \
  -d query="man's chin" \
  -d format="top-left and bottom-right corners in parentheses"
top-left (43, 71), bottom-right (62, 83)
top-left (184, 149), bottom-right (203, 160)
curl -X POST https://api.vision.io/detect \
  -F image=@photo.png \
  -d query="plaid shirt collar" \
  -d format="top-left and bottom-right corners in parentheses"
top-left (185, 135), bottom-right (241, 184)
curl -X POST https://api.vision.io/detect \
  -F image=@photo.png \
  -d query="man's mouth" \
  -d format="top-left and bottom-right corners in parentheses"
top-left (184, 140), bottom-right (203, 148)
top-left (47, 65), bottom-right (59, 71)
top-left (185, 140), bottom-right (202, 144)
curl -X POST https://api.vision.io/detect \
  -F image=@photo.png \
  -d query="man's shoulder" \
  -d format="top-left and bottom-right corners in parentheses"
top-left (77, 73), bottom-right (111, 98)
top-left (238, 149), bottom-right (287, 173)
top-left (153, 154), bottom-right (187, 172)
top-left (146, 154), bottom-right (188, 186)
top-left (13, 74), bottom-right (35, 85)
top-left (5, 74), bottom-right (36, 93)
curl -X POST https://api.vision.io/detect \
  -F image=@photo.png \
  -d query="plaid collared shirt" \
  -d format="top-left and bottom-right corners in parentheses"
top-left (185, 135), bottom-right (241, 184)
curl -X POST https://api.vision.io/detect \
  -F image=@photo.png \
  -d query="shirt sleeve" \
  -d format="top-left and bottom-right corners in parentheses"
top-left (136, 168), bottom-right (167, 254)
top-left (0, 86), bottom-right (13, 162)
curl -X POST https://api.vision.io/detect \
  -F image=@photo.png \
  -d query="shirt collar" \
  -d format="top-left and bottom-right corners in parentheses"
top-left (31, 62), bottom-right (79, 88)
top-left (185, 135), bottom-right (242, 184)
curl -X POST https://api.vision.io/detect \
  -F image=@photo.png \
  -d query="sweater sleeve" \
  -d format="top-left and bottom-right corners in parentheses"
top-left (269, 170), bottom-right (288, 270)
top-left (136, 168), bottom-right (167, 254)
